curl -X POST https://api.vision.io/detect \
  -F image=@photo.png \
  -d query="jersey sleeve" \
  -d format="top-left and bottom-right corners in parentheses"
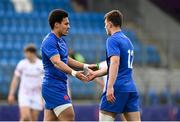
top-left (14, 60), bottom-right (24, 77)
top-left (106, 37), bottom-right (121, 58)
top-left (42, 39), bottom-right (59, 59)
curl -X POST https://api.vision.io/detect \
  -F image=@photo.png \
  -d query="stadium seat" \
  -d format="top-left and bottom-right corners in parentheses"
top-left (173, 90), bottom-right (180, 105)
top-left (69, 76), bottom-right (97, 99)
top-left (147, 88), bottom-right (159, 105)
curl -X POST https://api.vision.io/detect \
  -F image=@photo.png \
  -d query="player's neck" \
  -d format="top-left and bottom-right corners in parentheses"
top-left (110, 28), bottom-right (121, 36)
top-left (52, 30), bottom-right (62, 38)
top-left (28, 57), bottom-right (36, 63)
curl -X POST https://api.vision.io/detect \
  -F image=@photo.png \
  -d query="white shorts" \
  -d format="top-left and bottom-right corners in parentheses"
top-left (53, 103), bottom-right (72, 117)
top-left (18, 93), bottom-right (43, 111)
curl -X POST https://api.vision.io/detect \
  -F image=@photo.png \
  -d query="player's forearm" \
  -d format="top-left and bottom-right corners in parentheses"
top-left (107, 61), bottom-right (119, 87)
top-left (9, 75), bottom-right (19, 95)
top-left (95, 68), bottom-right (107, 77)
top-left (68, 57), bottom-right (84, 70)
top-left (53, 60), bottom-right (75, 75)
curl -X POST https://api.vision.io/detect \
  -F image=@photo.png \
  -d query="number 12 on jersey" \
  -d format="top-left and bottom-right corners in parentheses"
top-left (128, 49), bottom-right (134, 69)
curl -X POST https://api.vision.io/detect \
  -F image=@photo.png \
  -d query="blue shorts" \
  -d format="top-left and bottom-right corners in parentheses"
top-left (42, 80), bottom-right (71, 110)
top-left (100, 91), bottom-right (140, 113)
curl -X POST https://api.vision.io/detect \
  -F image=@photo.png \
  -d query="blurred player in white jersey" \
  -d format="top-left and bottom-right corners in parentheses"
top-left (8, 44), bottom-right (44, 121)
top-left (93, 61), bottom-right (107, 92)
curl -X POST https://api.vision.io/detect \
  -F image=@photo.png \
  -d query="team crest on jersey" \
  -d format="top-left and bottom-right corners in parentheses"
top-left (64, 95), bottom-right (69, 100)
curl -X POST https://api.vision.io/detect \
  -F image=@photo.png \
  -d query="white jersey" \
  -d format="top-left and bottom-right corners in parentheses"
top-left (15, 58), bottom-right (43, 110)
top-left (15, 58), bottom-right (43, 95)
top-left (99, 61), bottom-right (107, 92)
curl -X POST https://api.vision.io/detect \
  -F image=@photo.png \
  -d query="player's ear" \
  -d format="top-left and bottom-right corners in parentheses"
top-left (54, 22), bottom-right (59, 28)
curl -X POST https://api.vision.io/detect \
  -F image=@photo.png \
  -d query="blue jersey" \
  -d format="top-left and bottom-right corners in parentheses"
top-left (106, 31), bottom-right (137, 92)
top-left (41, 33), bottom-right (68, 83)
top-left (40, 33), bottom-right (70, 109)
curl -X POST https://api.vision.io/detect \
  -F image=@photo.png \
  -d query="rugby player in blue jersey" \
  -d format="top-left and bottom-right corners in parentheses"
top-left (41, 9), bottom-right (96, 121)
top-left (88, 10), bottom-right (141, 121)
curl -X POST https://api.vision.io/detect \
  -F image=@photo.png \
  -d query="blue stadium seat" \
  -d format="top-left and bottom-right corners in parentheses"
top-left (69, 76), bottom-right (96, 99)
top-left (159, 89), bottom-right (172, 105)
top-left (146, 45), bottom-right (160, 64)
top-left (0, 83), bottom-right (9, 97)
top-left (147, 88), bottom-right (159, 105)
top-left (173, 90), bottom-right (180, 105)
